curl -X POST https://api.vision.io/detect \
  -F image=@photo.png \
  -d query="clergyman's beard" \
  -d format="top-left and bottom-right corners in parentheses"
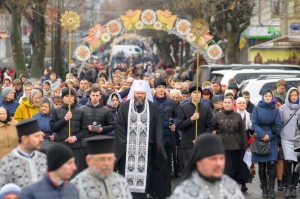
top-left (90, 165), bottom-right (112, 180)
top-left (134, 97), bottom-right (145, 106)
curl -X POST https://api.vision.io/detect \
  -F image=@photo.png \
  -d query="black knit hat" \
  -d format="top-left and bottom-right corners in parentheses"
top-left (16, 118), bottom-right (41, 138)
top-left (61, 87), bottom-right (75, 98)
top-left (195, 134), bottom-right (224, 161)
top-left (47, 144), bottom-right (74, 171)
top-left (189, 82), bottom-right (202, 94)
top-left (154, 77), bottom-right (166, 88)
top-left (85, 135), bottom-right (114, 155)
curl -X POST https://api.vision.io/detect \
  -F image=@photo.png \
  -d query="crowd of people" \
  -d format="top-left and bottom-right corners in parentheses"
top-left (0, 61), bottom-right (300, 199)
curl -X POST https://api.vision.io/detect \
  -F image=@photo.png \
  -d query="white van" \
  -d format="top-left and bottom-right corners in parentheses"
top-left (111, 45), bottom-right (143, 57)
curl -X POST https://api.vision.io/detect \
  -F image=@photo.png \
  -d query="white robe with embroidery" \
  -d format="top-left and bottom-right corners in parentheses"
top-left (71, 169), bottom-right (133, 199)
top-left (0, 148), bottom-right (47, 188)
top-left (171, 170), bottom-right (245, 199)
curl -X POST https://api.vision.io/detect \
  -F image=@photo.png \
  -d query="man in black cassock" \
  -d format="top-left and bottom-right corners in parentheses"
top-left (114, 80), bottom-right (167, 199)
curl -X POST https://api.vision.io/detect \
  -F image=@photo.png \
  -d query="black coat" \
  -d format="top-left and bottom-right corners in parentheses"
top-left (246, 101), bottom-right (255, 114)
top-left (80, 100), bottom-right (114, 137)
top-left (177, 101), bottom-right (213, 149)
top-left (50, 103), bottom-right (88, 148)
top-left (114, 100), bottom-right (167, 193)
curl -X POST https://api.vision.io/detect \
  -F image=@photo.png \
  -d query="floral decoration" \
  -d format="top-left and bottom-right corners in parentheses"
top-left (176, 20), bottom-right (191, 35)
top-left (141, 9), bottom-right (157, 25)
top-left (106, 20), bottom-right (122, 35)
top-left (75, 46), bottom-right (90, 61)
top-left (135, 21), bottom-right (144, 30)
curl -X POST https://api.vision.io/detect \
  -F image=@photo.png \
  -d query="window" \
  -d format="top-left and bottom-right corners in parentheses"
top-left (234, 73), bottom-right (261, 84)
top-left (287, 80), bottom-right (300, 89)
top-left (134, 48), bottom-right (141, 52)
top-left (259, 82), bottom-right (277, 95)
top-left (211, 75), bottom-right (223, 82)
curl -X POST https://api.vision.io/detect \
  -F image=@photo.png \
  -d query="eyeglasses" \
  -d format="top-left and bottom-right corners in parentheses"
top-left (237, 102), bottom-right (246, 104)
top-left (126, 82), bottom-right (133, 84)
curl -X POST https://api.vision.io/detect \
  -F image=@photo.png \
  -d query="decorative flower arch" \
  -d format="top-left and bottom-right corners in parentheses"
top-left (74, 9), bottom-right (220, 63)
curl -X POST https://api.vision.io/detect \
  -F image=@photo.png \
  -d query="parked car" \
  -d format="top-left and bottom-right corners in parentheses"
top-left (210, 69), bottom-right (300, 90)
top-left (195, 64), bottom-right (300, 85)
top-left (239, 76), bottom-right (300, 105)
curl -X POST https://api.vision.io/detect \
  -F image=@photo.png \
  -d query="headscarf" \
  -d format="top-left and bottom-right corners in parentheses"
top-left (27, 89), bottom-right (42, 106)
top-left (0, 107), bottom-right (11, 124)
top-left (261, 89), bottom-right (274, 107)
top-left (107, 92), bottom-right (122, 109)
top-left (40, 97), bottom-right (54, 115)
top-left (127, 80), bottom-right (153, 102)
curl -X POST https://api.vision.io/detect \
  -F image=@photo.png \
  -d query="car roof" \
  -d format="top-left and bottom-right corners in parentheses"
top-left (211, 69), bottom-right (300, 75)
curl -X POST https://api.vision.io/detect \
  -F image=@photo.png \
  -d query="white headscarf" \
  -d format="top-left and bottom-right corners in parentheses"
top-left (127, 80), bottom-right (153, 102)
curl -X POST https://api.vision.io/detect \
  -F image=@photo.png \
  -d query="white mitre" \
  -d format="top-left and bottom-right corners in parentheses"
top-left (127, 80), bottom-right (153, 102)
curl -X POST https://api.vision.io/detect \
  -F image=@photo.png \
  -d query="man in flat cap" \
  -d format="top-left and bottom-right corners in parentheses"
top-left (177, 82), bottom-right (213, 168)
top-left (19, 144), bottom-right (79, 199)
top-left (114, 80), bottom-right (166, 199)
top-left (71, 135), bottom-right (132, 199)
top-left (0, 119), bottom-right (47, 188)
top-left (171, 134), bottom-right (245, 199)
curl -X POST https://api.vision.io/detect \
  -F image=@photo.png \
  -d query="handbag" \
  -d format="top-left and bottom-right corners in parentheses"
top-left (252, 109), bottom-right (275, 155)
top-left (251, 134), bottom-right (271, 155)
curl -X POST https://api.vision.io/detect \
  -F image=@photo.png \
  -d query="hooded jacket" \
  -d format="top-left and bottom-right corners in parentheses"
top-left (14, 89), bottom-right (42, 122)
top-left (33, 98), bottom-right (56, 139)
top-left (279, 87), bottom-right (300, 141)
top-left (80, 99), bottom-right (114, 137)
top-left (1, 76), bottom-right (13, 89)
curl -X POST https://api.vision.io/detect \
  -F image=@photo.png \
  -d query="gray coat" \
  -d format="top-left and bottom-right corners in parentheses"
top-left (279, 87), bottom-right (300, 141)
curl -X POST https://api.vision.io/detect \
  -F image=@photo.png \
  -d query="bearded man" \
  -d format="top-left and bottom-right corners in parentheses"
top-left (114, 80), bottom-right (167, 199)
top-left (71, 136), bottom-right (132, 199)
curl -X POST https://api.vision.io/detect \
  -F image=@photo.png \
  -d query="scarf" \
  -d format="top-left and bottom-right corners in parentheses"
top-left (237, 110), bottom-right (245, 119)
top-left (125, 99), bottom-right (150, 193)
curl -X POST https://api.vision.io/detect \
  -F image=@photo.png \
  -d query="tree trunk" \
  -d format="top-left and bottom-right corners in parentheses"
top-left (53, 10), bottom-right (62, 75)
top-left (28, 4), bottom-right (47, 78)
top-left (185, 42), bottom-right (190, 67)
top-left (226, 30), bottom-right (240, 64)
top-left (10, 5), bottom-right (27, 75)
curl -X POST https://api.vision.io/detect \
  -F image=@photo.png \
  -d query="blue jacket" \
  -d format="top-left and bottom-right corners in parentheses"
top-left (33, 112), bottom-right (56, 140)
top-left (0, 100), bottom-right (20, 117)
top-left (153, 95), bottom-right (179, 146)
top-left (251, 93), bottom-right (282, 162)
top-left (19, 174), bottom-right (80, 199)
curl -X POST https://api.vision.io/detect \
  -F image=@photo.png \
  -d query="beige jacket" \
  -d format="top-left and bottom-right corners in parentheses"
top-left (0, 119), bottom-right (18, 159)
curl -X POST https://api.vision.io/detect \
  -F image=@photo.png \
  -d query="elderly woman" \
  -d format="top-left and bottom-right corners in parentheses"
top-left (14, 89), bottom-right (42, 122)
top-left (213, 96), bottom-right (251, 192)
top-left (251, 89), bottom-right (282, 199)
top-left (0, 88), bottom-right (19, 117)
top-left (33, 97), bottom-right (56, 142)
top-left (279, 87), bottom-right (300, 198)
top-left (0, 107), bottom-right (18, 159)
